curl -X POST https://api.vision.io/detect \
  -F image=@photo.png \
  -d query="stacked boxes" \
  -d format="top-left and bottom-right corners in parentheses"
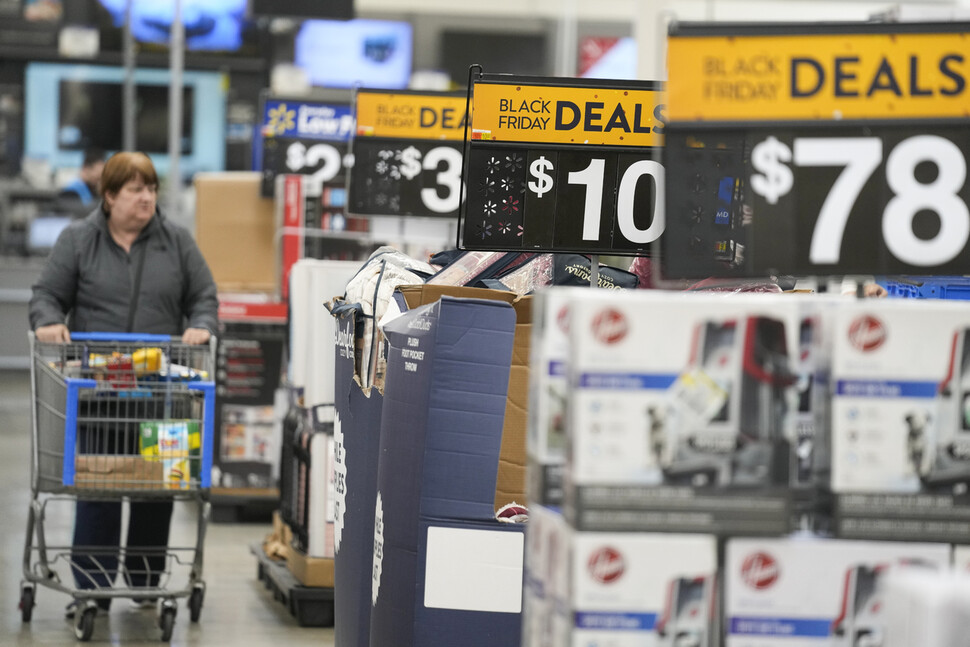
top-left (564, 291), bottom-right (815, 535)
top-left (370, 296), bottom-right (522, 647)
top-left (826, 299), bottom-right (970, 542)
top-left (725, 537), bottom-right (951, 647)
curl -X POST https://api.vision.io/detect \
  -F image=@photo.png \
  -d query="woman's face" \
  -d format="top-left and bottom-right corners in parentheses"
top-left (105, 175), bottom-right (157, 230)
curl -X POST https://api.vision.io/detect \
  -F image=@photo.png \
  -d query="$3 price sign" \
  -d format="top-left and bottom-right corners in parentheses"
top-left (461, 146), bottom-right (665, 253)
top-left (349, 139), bottom-right (463, 217)
top-left (750, 130), bottom-right (970, 270)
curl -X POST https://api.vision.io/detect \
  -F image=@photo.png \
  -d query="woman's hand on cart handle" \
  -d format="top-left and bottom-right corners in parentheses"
top-left (182, 327), bottom-right (211, 345)
top-left (35, 324), bottom-right (70, 343)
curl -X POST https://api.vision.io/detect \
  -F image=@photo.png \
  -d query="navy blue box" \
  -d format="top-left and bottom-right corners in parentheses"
top-left (332, 310), bottom-right (383, 647)
top-left (370, 297), bottom-right (522, 647)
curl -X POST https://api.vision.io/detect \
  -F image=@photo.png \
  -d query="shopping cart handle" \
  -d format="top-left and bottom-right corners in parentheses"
top-left (70, 332), bottom-right (177, 343)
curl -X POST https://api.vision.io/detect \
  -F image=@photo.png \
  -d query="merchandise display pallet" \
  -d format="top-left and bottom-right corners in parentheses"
top-left (251, 543), bottom-right (335, 627)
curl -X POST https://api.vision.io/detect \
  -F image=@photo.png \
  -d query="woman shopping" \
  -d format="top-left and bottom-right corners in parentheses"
top-left (29, 151), bottom-right (219, 615)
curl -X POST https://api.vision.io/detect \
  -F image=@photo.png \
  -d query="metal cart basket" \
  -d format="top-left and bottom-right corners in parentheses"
top-left (20, 332), bottom-right (216, 642)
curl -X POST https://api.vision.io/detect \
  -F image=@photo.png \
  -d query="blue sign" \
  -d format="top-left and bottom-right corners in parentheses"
top-left (261, 99), bottom-right (355, 142)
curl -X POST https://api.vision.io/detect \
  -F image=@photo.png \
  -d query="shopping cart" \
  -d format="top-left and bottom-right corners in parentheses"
top-left (20, 332), bottom-right (216, 642)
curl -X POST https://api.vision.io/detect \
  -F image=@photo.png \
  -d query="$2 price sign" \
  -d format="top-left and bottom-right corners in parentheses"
top-left (750, 130), bottom-right (970, 269)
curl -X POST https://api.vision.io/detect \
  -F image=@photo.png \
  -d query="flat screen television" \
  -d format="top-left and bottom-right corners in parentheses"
top-left (25, 63), bottom-right (226, 176)
top-left (97, 0), bottom-right (247, 52)
top-left (294, 19), bottom-right (413, 90)
top-left (440, 30), bottom-right (547, 86)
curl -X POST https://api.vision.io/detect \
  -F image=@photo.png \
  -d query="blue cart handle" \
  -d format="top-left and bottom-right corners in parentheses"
top-left (70, 332), bottom-right (179, 343)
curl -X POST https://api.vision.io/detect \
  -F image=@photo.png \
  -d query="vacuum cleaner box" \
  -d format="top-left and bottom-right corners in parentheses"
top-left (827, 299), bottom-right (970, 543)
top-left (370, 296), bottom-right (519, 647)
top-left (564, 291), bottom-right (818, 535)
top-left (725, 536), bottom-right (951, 647)
top-left (550, 524), bottom-right (718, 647)
top-left (527, 288), bottom-right (585, 506)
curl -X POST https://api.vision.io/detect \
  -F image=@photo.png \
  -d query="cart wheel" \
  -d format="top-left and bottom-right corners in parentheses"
top-left (159, 608), bottom-right (176, 642)
top-left (74, 606), bottom-right (96, 641)
top-left (189, 587), bottom-right (204, 623)
top-left (19, 585), bottom-right (34, 623)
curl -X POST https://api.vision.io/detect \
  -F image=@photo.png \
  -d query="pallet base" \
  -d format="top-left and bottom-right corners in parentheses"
top-left (251, 543), bottom-right (334, 627)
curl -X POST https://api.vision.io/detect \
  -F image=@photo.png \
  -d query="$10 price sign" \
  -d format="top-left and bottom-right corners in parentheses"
top-left (349, 89), bottom-right (467, 218)
top-left (459, 74), bottom-right (666, 254)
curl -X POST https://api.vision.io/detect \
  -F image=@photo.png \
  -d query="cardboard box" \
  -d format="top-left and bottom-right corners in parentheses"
top-left (287, 545), bottom-right (335, 588)
top-left (527, 288), bottom-right (584, 506)
top-left (396, 284), bottom-right (529, 511)
top-left (725, 537), bottom-right (951, 647)
top-left (825, 299), bottom-right (970, 542)
top-left (73, 455), bottom-right (164, 489)
top-left (370, 296), bottom-right (519, 647)
top-left (561, 528), bottom-right (718, 647)
top-left (139, 420), bottom-right (201, 486)
top-left (194, 172), bottom-right (277, 293)
top-left (562, 290), bottom-right (818, 534)
top-left (332, 308), bottom-right (384, 647)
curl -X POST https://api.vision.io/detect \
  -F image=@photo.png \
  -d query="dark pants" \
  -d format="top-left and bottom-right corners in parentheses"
top-left (71, 499), bottom-right (174, 598)
top-left (71, 395), bottom-right (182, 602)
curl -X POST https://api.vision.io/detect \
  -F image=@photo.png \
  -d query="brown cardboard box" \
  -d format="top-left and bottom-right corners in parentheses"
top-left (287, 545), bottom-right (335, 588)
top-left (194, 172), bottom-right (277, 293)
top-left (74, 455), bottom-right (164, 490)
top-left (495, 295), bottom-right (531, 511)
top-left (264, 511), bottom-right (292, 561)
top-left (395, 285), bottom-right (530, 512)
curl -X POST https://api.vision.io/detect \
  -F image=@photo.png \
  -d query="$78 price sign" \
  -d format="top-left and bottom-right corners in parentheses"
top-left (750, 132), bottom-right (970, 268)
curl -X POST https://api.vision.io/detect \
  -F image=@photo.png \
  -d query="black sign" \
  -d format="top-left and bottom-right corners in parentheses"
top-left (348, 138), bottom-right (463, 218)
top-left (662, 124), bottom-right (970, 278)
top-left (462, 144), bottom-right (664, 253)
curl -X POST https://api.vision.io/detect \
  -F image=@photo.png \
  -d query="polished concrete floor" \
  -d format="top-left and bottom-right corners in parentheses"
top-left (0, 370), bottom-right (336, 646)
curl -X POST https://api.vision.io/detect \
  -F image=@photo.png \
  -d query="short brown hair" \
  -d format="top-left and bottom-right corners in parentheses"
top-left (100, 152), bottom-right (158, 198)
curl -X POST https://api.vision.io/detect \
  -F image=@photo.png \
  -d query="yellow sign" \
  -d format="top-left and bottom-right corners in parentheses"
top-left (667, 30), bottom-right (970, 122)
top-left (355, 91), bottom-right (467, 140)
top-left (470, 82), bottom-right (665, 147)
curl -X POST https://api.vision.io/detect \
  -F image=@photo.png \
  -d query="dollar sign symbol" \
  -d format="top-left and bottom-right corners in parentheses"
top-left (750, 136), bottom-right (794, 205)
top-left (528, 155), bottom-right (554, 198)
top-left (285, 141), bottom-right (307, 171)
top-left (398, 146), bottom-right (422, 181)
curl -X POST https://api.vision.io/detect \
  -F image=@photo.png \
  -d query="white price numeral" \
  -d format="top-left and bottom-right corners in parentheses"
top-left (567, 158), bottom-right (665, 244)
top-left (753, 135), bottom-right (969, 267)
top-left (420, 146), bottom-right (463, 214)
top-left (287, 142), bottom-right (342, 184)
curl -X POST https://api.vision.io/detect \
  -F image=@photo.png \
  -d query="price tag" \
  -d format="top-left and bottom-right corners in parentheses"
top-left (459, 74), bottom-right (666, 254)
top-left (662, 21), bottom-right (970, 279)
top-left (259, 96), bottom-right (354, 197)
top-left (348, 89), bottom-right (466, 218)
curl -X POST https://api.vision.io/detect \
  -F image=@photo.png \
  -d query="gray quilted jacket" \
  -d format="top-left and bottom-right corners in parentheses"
top-left (29, 206), bottom-right (218, 336)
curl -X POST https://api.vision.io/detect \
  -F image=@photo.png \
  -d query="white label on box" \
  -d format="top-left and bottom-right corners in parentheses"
top-left (372, 491), bottom-right (384, 606)
top-left (333, 411), bottom-right (346, 553)
top-left (424, 526), bottom-right (524, 613)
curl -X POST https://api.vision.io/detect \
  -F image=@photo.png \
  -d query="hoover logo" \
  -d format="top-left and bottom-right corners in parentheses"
top-left (587, 546), bottom-right (625, 584)
top-left (848, 315), bottom-right (887, 352)
top-left (592, 309), bottom-right (628, 345)
top-left (556, 305), bottom-right (570, 335)
top-left (740, 552), bottom-right (780, 590)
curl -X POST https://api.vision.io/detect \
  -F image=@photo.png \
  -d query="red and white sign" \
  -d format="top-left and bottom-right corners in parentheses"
top-left (740, 551), bottom-right (780, 590)
top-left (587, 546), bottom-right (625, 584)
top-left (591, 308), bottom-right (628, 345)
top-left (848, 315), bottom-right (887, 352)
